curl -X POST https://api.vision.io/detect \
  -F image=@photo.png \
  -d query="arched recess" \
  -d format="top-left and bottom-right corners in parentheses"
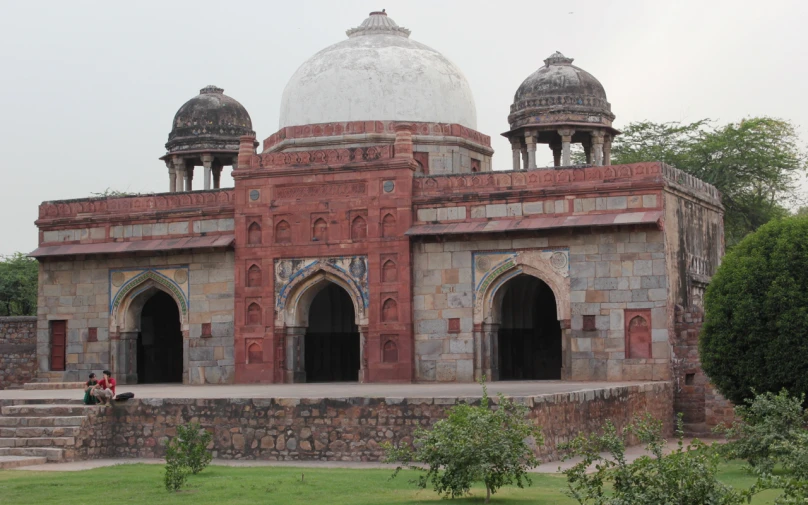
top-left (109, 278), bottom-right (188, 385)
top-left (248, 221), bottom-right (262, 245)
top-left (382, 213), bottom-right (396, 238)
top-left (472, 251), bottom-right (570, 381)
top-left (247, 264), bottom-right (262, 288)
top-left (275, 220), bottom-right (291, 244)
top-left (351, 216), bottom-right (367, 240)
top-left (275, 265), bottom-right (368, 383)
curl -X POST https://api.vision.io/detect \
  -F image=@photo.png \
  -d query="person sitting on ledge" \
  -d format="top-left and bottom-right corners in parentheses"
top-left (82, 373), bottom-right (98, 405)
top-left (92, 370), bottom-right (116, 406)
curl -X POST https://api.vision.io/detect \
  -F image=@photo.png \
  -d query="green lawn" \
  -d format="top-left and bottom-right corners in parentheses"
top-left (0, 462), bottom-right (784, 504)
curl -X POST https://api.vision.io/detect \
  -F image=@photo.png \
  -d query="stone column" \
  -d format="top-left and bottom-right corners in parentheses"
top-left (582, 138), bottom-right (592, 165)
top-left (603, 135), bottom-right (612, 165)
top-left (558, 129), bottom-right (575, 166)
top-left (521, 145), bottom-right (529, 170)
top-left (482, 323), bottom-right (500, 381)
top-left (591, 131), bottom-right (604, 166)
top-left (212, 167), bottom-right (222, 189)
top-left (185, 166), bottom-right (193, 192)
top-left (167, 161), bottom-right (175, 192)
top-left (525, 133), bottom-right (537, 169)
top-left (393, 123), bottom-right (414, 159)
top-left (284, 326), bottom-right (307, 383)
top-left (172, 157), bottom-right (185, 192)
top-left (201, 154), bottom-right (214, 190)
top-left (359, 326), bottom-right (368, 383)
top-left (510, 138), bottom-right (522, 170)
top-left (550, 143), bottom-right (562, 167)
top-left (110, 331), bottom-right (138, 385)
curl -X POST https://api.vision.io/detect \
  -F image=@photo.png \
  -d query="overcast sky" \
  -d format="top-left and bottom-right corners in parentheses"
top-left (1, 0), bottom-right (806, 255)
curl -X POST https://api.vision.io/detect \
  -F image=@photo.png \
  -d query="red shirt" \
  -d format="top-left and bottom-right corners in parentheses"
top-left (98, 378), bottom-right (116, 396)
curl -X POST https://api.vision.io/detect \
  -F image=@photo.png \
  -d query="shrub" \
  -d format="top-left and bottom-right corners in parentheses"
top-left (163, 422), bottom-right (213, 492)
top-left (700, 216), bottom-right (808, 405)
top-left (561, 414), bottom-right (754, 505)
top-left (384, 379), bottom-right (542, 503)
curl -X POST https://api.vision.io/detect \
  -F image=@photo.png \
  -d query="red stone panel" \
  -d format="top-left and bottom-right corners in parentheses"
top-left (625, 310), bottom-right (652, 359)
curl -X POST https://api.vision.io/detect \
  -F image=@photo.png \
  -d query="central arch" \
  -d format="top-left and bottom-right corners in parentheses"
top-left (137, 291), bottom-right (183, 383)
top-left (304, 283), bottom-right (360, 382)
top-left (496, 274), bottom-right (562, 380)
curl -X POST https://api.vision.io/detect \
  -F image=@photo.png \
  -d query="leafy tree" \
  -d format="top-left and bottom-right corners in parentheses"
top-left (700, 216), bottom-right (808, 405)
top-left (0, 253), bottom-right (38, 316)
top-left (610, 117), bottom-right (806, 247)
top-left (384, 379), bottom-right (542, 503)
top-left (562, 413), bottom-right (754, 505)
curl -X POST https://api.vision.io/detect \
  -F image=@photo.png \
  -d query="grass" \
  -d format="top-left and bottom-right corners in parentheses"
top-left (0, 462), bottom-right (785, 504)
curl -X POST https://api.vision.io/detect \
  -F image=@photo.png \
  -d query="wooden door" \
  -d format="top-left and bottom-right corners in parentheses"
top-left (50, 320), bottom-right (66, 371)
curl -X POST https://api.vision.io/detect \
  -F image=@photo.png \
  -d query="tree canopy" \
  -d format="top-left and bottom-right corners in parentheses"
top-left (610, 117), bottom-right (806, 247)
top-left (0, 253), bottom-right (38, 316)
top-left (699, 216), bottom-right (808, 404)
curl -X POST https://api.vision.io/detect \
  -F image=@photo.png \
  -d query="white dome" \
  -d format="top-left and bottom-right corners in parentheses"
top-left (279, 11), bottom-right (477, 130)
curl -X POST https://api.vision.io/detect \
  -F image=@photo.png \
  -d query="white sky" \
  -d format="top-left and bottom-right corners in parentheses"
top-left (1, 0), bottom-right (806, 255)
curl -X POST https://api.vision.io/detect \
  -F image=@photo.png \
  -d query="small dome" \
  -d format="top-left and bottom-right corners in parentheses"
top-left (165, 85), bottom-right (254, 155)
top-left (509, 52), bottom-right (613, 129)
top-left (279, 11), bottom-right (477, 129)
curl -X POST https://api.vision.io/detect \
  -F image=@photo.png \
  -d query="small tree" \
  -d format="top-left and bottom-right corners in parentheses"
top-left (163, 422), bottom-right (213, 492)
top-left (700, 216), bottom-right (808, 405)
top-left (562, 414), bottom-right (755, 505)
top-left (0, 253), bottom-right (38, 316)
top-left (384, 379), bottom-right (542, 503)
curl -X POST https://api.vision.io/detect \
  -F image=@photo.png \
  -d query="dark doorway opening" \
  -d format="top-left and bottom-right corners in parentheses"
top-left (498, 274), bottom-right (562, 380)
top-left (137, 291), bottom-right (183, 383)
top-left (305, 283), bottom-right (360, 382)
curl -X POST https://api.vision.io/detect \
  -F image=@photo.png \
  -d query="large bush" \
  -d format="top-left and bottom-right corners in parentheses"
top-left (384, 379), bottom-right (542, 503)
top-left (700, 216), bottom-right (808, 405)
top-left (163, 422), bottom-right (213, 492)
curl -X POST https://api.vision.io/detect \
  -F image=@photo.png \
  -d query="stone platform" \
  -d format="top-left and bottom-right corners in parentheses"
top-left (0, 381), bottom-right (674, 464)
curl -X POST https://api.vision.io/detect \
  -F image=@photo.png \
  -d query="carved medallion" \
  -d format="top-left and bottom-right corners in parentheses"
top-left (383, 180), bottom-right (395, 193)
top-left (476, 256), bottom-right (491, 272)
top-left (550, 252), bottom-right (568, 270)
top-left (249, 189), bottom-right (260, 201)
top-left (111, 272), bottom-right (125, 287)
top-left (173, 269), bottom-right (188, 284)
top-left (277, 260), bottom-right (293, 280)
top-left (350, 257), bottom-right (367, 279)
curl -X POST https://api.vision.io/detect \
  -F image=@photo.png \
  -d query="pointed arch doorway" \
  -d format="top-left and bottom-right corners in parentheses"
top-left (304, 283), bottom-right (360, 382)
top-left (137, 291), bottom-right (183, 383)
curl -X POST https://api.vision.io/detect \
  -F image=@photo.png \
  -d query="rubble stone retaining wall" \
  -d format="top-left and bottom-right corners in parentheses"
top-left (106, 382), bottom-right (672, 462)
top-left (0, 316), bottom-right (38, 389)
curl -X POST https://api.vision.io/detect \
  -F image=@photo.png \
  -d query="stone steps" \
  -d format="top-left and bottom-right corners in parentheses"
top-left (1, 404), bottom-right (97, 417)
top-left (23, 382), bottom-right (85, 390)
top-left (0, 447), bottom-right (67, 462)
top-left (0, 455), bottom-right (48, 469)
top-left (0, 436), bottom-right (76, 448)
top-left (0, 426), bottom-right (82, 438)
top-left (0, 416), bottom-right (86, 427)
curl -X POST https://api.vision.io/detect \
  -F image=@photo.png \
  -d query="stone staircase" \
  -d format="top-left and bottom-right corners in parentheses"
top-left (0, 400), bottom-right (98, 466)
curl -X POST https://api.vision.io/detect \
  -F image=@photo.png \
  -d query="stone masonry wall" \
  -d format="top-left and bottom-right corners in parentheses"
top-left (0, 317), bottom-right (38, 389)
top-left (106, 382), bottom-right (672, 463)
top-left (37, 251), bottom-right (235, 384)
top-left (412, 227), bottom-right (670, 382)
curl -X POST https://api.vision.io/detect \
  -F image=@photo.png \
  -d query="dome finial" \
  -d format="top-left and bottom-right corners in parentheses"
top-left (544, 51), bottom-right (574, 67)
top-left (346, 10), bottom-right (410, 38)
top-left (200, 85), bottom-right (224, 95)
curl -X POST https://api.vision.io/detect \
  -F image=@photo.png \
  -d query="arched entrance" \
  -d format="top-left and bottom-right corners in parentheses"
top-left (304, 283), bottom-right (360, 382)
top-left (497, 274), bottom-right (562, 380)
top-left (136, 291), bottom-right (183, 383)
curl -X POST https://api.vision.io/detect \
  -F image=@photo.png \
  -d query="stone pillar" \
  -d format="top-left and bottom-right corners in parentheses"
top-left (212, 167), bottom-right (222, 189)
top-left (284, 326), bottom-right (307, 383)
top-left (110, 331), bottom-right (138, 385)
top-left (591, 131), bottom-right (604, 166)
top-left (521, 145), bottom-right (529, 170)
top-left (525, 133), bottom-right (537, 169)
top-left (167, 161), bottom-right (175, 192)
top-left (583, 138), bottom-right (592, 165)
top-left (185, 166), bottom-right (193, 191)
top-left (237, 135), bottom-right (257, 170)
top-left (510, 138), bottom-right (522, 170)
top-left (550, 143), bottom-right (562, 167)
top-left (172, 157), bottom-right (185, 192)
top-left (558, 129), bottom-right (574, 166)
top-left (603, 135), bottom-right (612, 165)
top-left (394, 123), bottom-right (414, 159)
top-left (201, 154), bottom-right (214, 190)
top-left (483, 323), bottom-right (500, 381)
top-left (359, 326), bottom-right (368, 383)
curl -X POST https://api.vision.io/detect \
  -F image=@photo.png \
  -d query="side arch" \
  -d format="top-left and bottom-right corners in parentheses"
top-left (111, 275), bottom-right (188, 333)
top-left (476, 261), bottom-right (569, 325)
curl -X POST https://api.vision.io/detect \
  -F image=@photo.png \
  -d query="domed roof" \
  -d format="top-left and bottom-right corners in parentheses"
top-left (508, 52), bottom-right (613, 130)
top-left (279, 11), bottom-right (477, 129)
top-left (165, 85), bottom-right (254, 155)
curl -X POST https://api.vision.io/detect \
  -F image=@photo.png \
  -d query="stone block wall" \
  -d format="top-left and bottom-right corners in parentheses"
top-left (412, 227), bottom-right (670, 382)
top-left (37, 251), bottom-right (236, 384)
top-left (0, 317), bottom-right (38, 389)
top-left (105, 382), bottom-right (672, 463)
